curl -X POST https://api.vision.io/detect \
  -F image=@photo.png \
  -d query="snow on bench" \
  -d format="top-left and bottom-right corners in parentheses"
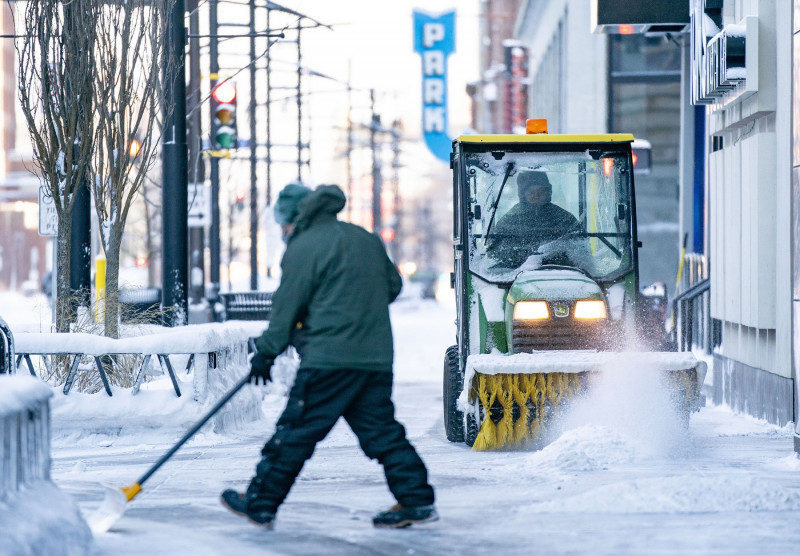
top-left (11, 321), bottom-right (266, 400)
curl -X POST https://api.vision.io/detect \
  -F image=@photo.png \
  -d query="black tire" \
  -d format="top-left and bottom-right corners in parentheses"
top-left (443, 345), bottom-right (464, 442)
top-left (464, 406), bottom-right (480, 447)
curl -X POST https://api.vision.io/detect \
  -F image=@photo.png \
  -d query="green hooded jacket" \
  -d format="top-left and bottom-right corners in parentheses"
top-left (254, 185), bottom-right (403, 372)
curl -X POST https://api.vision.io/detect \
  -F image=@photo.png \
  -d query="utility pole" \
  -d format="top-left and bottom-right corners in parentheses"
top-left (346, 62), bottom-right (353, 222)
top-left (390, 119), bottom-right (402, 262)
top-left (296, 20), bottom-right (303, 180)
top-left (63, 0), bottom-right (90, 320)
top-left (208, 0), bottom-right (221, 303)
top-left (162, 0), bottom-right (188, 325)
top-left (188, 0), bottom-right (206, 307)
top-left (370, 89), bottom-right (382, 234)
top-left (69, 185), bottom-right (91, 313)
top-left (265, 6), bottom-right (273, 278)
top-left (249, 0), bottom-right (258, 290)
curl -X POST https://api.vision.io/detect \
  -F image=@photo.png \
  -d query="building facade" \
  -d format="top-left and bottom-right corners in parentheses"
top-left (470, 0), bottom-right (800, 450)
top-left (0, 3), bottom-right (47, 293)
top-left (685, 1), bottom-right (796, 442)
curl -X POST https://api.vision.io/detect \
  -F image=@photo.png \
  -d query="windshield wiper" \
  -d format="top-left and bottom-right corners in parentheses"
top-left (483, 162), bottom-right (514, 240)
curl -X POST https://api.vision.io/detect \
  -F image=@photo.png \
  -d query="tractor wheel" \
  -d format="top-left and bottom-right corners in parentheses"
top-left (443, 345), bottom-right (464, 442)
top-left (464, 405), bottom-right (480, 448)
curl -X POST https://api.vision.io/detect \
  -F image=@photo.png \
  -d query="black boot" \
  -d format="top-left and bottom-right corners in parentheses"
top-left (220, 489), bottom-right (276, 529)
top-left (372, 504), bottom-right (439, 528)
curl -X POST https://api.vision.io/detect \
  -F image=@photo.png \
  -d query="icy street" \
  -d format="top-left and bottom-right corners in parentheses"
top-left (4, 293), bottom-right (799, 555)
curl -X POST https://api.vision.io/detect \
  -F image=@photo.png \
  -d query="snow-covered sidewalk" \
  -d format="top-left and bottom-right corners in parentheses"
top-left (3, 293), bottom-right (800, 554)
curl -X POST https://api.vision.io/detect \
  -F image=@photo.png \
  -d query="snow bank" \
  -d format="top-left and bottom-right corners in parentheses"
top-left (0, 482), bottom-right (92, 556)
top-left (0, 376), bottom-right (93, 556)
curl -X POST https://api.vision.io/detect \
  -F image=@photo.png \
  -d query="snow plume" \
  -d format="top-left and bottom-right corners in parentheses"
top-left (559, 355), bottom-right (691, 459)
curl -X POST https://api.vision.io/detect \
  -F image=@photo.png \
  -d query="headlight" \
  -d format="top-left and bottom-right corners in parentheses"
top-left (513, 301), bottom-right (549, 320)
top-left (573, 300), bottom-right (607, 320)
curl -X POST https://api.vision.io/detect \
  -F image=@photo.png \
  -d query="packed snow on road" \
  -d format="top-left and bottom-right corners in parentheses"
top-left (2, 291), bottom-right (800, 555)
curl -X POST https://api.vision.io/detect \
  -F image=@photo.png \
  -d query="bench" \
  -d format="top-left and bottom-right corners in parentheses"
top-left (221, 291), bottom-right (273, 321)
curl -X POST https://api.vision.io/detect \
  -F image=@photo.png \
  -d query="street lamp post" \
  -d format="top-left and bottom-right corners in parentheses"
top-left (162, 0), bottom-right (188, 325)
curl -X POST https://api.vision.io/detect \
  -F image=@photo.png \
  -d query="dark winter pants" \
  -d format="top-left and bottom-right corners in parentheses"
top-left (245, 368), bottom-right (435, 514)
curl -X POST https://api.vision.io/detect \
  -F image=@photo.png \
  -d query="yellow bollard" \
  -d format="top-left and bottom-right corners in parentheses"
top-left (95, 256), bottom-right (106, 324)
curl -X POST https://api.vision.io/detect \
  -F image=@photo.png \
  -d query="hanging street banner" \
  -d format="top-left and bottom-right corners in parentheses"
top-left (413, 9), bottom-right (455, 163)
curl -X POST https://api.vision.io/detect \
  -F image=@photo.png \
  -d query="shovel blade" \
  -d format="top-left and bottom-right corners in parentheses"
top-left (87, 483), bottom-right (128, 534)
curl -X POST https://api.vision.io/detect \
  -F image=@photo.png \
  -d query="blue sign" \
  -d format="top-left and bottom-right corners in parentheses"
top-left (413, 9), bottom-right (455, 162)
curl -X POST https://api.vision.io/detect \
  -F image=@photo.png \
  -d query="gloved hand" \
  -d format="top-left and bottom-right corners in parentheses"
top-left (249, 352), bottom-right (274, 385)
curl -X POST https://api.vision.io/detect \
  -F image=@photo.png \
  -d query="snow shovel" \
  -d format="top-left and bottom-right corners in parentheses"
top-left (87, 374), bottom-right (251, 533)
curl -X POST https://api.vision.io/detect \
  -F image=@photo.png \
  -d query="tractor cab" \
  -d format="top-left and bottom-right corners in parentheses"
top-left (444, 122), bottom-right (702, 450)
top-left (452, 129), bottom-right (641, 357)
top-left (466, 141), bottom-right (636, 288)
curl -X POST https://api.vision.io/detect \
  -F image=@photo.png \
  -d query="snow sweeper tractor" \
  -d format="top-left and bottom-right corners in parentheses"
top-left (443, 119), bottom-right (706, 451)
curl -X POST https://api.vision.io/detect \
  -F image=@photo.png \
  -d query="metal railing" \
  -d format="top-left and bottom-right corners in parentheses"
top-left (672, 252), bottom-right (722, 354)
top-left (0, 315), bottom-right (14, 374)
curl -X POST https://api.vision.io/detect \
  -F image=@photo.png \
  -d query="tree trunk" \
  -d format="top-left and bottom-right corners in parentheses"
top-left (55, 215), bottom-right (73, 333)
top-left (103, 233), bottom-right (122, 339)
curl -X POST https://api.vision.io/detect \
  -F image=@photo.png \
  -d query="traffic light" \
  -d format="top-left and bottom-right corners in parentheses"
top-left (211, 80), bottom-right (237, 150)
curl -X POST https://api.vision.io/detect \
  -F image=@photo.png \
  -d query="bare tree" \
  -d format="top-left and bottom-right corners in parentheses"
top-left (14, 0), bottom-right (101, 333)
top-left (92, 0), bottom-right (174, 338)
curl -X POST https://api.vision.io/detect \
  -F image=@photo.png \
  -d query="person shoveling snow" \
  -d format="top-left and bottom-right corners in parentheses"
top-left (221, 183), bottom-right (437, 529)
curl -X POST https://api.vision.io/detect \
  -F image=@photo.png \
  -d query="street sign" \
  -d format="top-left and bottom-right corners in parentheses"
top-left (188, 183), bottom-right (211, 228)
top-left (38, 186), bottom-right (58, 236)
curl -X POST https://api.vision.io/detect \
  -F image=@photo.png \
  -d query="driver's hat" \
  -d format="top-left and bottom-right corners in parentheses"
top-left (517, 171), bottom-right (552, 200)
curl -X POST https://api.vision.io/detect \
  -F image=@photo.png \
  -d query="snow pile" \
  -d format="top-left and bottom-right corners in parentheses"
top-left (518, 425), bottom-right (637, 472)
top-left (47, 354), bottom-right (290, 445)
top-left (700, 404), bottom-right (794, 438)
top-left (0, 482), bottom-right (93, 556)
top-left (767, 454), bottom-right (800, 471)
top-left (50, 384), bottom-right (218, 447)
top-left (526, 475), bottom-right (800, 514)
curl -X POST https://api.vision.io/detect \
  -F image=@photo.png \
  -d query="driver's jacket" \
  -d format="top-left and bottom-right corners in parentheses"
top-left (490, 201), bottom-right (580, 268)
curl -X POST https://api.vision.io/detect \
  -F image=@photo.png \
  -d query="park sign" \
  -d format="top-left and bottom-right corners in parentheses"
top-left (413, 9), bottom-right (455, 163)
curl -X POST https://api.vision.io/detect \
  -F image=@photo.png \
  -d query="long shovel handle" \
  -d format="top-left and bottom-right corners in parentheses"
top-left (88, 374), bottom-right (254, 533)
top-left (135, 374), bottom-right (251, 488)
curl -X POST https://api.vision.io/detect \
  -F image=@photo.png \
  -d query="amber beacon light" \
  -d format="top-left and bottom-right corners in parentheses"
top-left (526, 118), bottom-right (548, 134)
